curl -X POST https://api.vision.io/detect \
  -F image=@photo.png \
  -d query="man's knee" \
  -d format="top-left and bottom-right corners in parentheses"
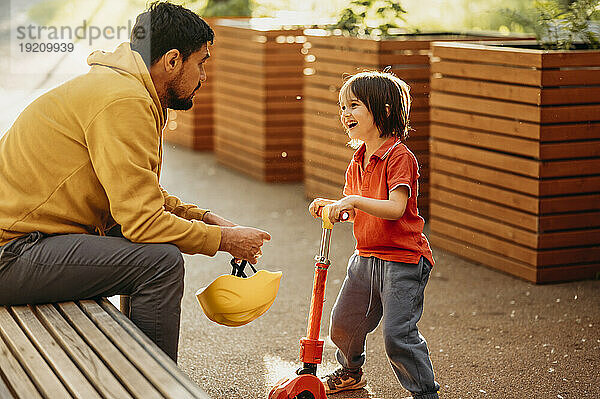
top-left (151, 243), bottom-right (184, 278)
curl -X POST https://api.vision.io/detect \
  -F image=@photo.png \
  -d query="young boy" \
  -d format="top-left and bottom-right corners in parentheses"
top-left (309, 70), bottom-right (439, 398)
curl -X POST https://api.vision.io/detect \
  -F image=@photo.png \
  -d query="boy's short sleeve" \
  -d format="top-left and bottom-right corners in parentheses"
top-left (343, 162), bottom-right (355, 196)
top-left (386, 150), bottom-right (418, 198)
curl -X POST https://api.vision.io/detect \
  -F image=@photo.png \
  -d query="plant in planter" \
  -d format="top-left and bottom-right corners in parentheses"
top-left (303, 2), bottom-right (517, 218)
top-left (329, 0), bottom-right (408, 37)
top-left (428, 0), bottom-right (600, 283)
top-left (500, 0), bottom-right (599, 49)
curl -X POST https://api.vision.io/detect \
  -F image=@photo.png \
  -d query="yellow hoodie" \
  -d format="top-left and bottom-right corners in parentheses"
top-left (0, 42), bottom-right (221, 255)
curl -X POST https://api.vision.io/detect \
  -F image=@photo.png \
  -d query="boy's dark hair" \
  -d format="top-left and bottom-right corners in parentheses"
top-left (130, 1), bottom-right (214, 67)
top-left (339, 71), bottom-right (412, 143)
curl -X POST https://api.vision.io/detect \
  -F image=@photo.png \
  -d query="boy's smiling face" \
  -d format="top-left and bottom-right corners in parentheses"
top-left (339, 90), bottom-right (377, 142)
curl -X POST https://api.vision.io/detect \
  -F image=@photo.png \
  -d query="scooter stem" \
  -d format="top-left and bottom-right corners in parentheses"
top-left (268, 208), bottom-right (347, 398)
top-left (298, 207), bottom-right (337, 375)
top-left (307, 231), bottom-right (331, 341)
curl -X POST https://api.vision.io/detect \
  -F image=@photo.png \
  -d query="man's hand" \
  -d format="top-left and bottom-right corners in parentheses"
top-left (219, 226), bottom-right (271, 264)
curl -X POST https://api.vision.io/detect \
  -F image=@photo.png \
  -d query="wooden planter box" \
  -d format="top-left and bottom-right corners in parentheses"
top-left (213, 19), bottom-right (305, 182)
top-left (429, 41), bottom-right (600, 283)
top-left (303, 32), bottom-right (515, 217)
top-left (164, 18), bottom-right (219, 151)
top-left (165, 93), bottom-right (214, 151)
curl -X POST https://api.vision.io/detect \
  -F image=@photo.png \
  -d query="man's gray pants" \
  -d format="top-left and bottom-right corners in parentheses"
top-left (330, 253), bottom-right (440, 398)
top-left (0, 231), bottom-right (184, 362)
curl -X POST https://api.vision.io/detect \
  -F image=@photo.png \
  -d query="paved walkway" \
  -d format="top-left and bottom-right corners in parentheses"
top-left (161, 145), bottom-right (599, 399)
top-left (4, 3), bottom-right (595, 398)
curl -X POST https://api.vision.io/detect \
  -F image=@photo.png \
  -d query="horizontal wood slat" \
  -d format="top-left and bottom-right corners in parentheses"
top-left (431, 139), bottom-right (600, 178)
top-left (216, 143), bottom-right (303, 182)
top-left (431, 108), bottom-right (600, 141)
top-left (432, 59), bottom-right (542, 86)
top-left (432, 155), bottom-right (600, 196)
top-left (304, 176), bottom-right (344, 199)
top-left (431, 202), bottom-right (600, 250)
top-left (432, 42), bottom-right (545, 67)
top-left (432, 123), bottom-right (600, 160)
top-left (430, 232), bottom-right (599, 283)
top-left (435, 75), bottom-right (600, 105)
top-left (431, 217), bottom-right (600, 267)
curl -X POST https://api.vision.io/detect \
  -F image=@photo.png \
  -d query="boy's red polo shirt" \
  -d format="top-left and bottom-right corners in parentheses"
top-left (344, 137), bottom-right (434, 266)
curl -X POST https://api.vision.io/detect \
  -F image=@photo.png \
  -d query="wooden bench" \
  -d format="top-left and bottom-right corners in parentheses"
top-left (0, 298), bottom-right (211, 399)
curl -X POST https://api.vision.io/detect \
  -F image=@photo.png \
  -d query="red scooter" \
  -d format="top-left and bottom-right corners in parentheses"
top-left (269, 208), bottom-right (348, 399)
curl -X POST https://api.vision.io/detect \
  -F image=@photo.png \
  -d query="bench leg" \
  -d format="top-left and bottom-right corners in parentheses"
top-left (120, 295), bottom-right (131, 317)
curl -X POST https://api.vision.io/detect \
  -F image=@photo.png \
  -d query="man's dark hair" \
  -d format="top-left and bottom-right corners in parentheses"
top-left (130, 1), bottom-right (214, 67)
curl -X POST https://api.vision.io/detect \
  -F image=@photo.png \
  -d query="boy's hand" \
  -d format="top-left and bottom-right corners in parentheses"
top-left (325, 196), bottom-right (358, 224)
top-left (308, 198), bottom-right (336, 218)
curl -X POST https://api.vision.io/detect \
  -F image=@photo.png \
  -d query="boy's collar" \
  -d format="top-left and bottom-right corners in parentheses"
top-left (353, 136), bottom-right (401, 162)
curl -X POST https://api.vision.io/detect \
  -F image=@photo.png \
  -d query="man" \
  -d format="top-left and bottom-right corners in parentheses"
top-left (0, 1), bottom-right (270, 362)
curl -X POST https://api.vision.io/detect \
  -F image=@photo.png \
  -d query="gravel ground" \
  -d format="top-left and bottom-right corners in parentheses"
top-left (161, 146), bottom-right (599, 399)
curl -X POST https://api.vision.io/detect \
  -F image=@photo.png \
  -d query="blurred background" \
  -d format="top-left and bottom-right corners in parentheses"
top-left (0, 0), bottom-right (557, 134)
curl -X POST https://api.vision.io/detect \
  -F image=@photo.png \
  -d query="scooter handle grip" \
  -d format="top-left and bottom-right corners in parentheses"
top-left (316, 206), bottom-right (349, 222)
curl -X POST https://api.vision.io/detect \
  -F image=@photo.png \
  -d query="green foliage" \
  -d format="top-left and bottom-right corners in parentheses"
top-left (567, 0), bottom-right (600, 48)
top-left (200, 0), bottom-right (252, 17)
top-left (330, 0), bottom-right (408, 37)
top-left (496, 6), bottom-right (538, 33)
top-left (500, 0), bottom-right (599, 49)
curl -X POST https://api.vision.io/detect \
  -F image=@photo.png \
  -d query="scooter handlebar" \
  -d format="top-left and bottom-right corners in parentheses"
top-left (316, 206), bottom-right (349, 229)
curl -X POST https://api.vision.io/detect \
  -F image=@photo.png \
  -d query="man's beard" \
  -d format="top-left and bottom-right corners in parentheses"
top-left (165, 70), bottom-right (199, 110)
top-left (165, 84), bottom-right (195, 110)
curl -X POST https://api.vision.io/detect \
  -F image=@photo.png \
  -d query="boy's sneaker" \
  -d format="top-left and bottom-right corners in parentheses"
top-left (321, 367), bottom-right (367, 394)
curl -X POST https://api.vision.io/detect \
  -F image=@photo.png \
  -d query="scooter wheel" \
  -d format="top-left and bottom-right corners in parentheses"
top-left (294, 391), bottom-right (315, 399)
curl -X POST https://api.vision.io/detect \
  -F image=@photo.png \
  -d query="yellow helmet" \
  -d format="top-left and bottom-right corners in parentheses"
top-left (196, 259), bottom-right (282, 327)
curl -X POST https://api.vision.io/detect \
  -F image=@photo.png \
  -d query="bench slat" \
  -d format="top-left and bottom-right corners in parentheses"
top-left (11, 306), bottom-right (101, 399)
top-left (0, 370), bottom-right (17, 399)
top-left (0, 327), bottom-right (42, 399)
top-left (80, 300), bottom-right (196, 399)
top-left (36, 304), bottom-right (134, 399)
top-left (99, 299), bottom-right (211, 399)
top-left (0, 308), bottom-right (71, 398)
top-left (57, 302), bottom-right (164, 399)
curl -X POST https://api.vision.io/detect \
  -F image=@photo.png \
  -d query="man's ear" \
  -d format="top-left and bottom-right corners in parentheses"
top-left (385, 103), bottom-right (391, 117)
top-left (162, 49), bottom-right (182, 73)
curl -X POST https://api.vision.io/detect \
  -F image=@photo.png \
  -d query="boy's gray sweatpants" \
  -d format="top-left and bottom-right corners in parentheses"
top-left (0, 231), bottom-right (184, 362)
top-left (330, 253), bottom-right (440, 399)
